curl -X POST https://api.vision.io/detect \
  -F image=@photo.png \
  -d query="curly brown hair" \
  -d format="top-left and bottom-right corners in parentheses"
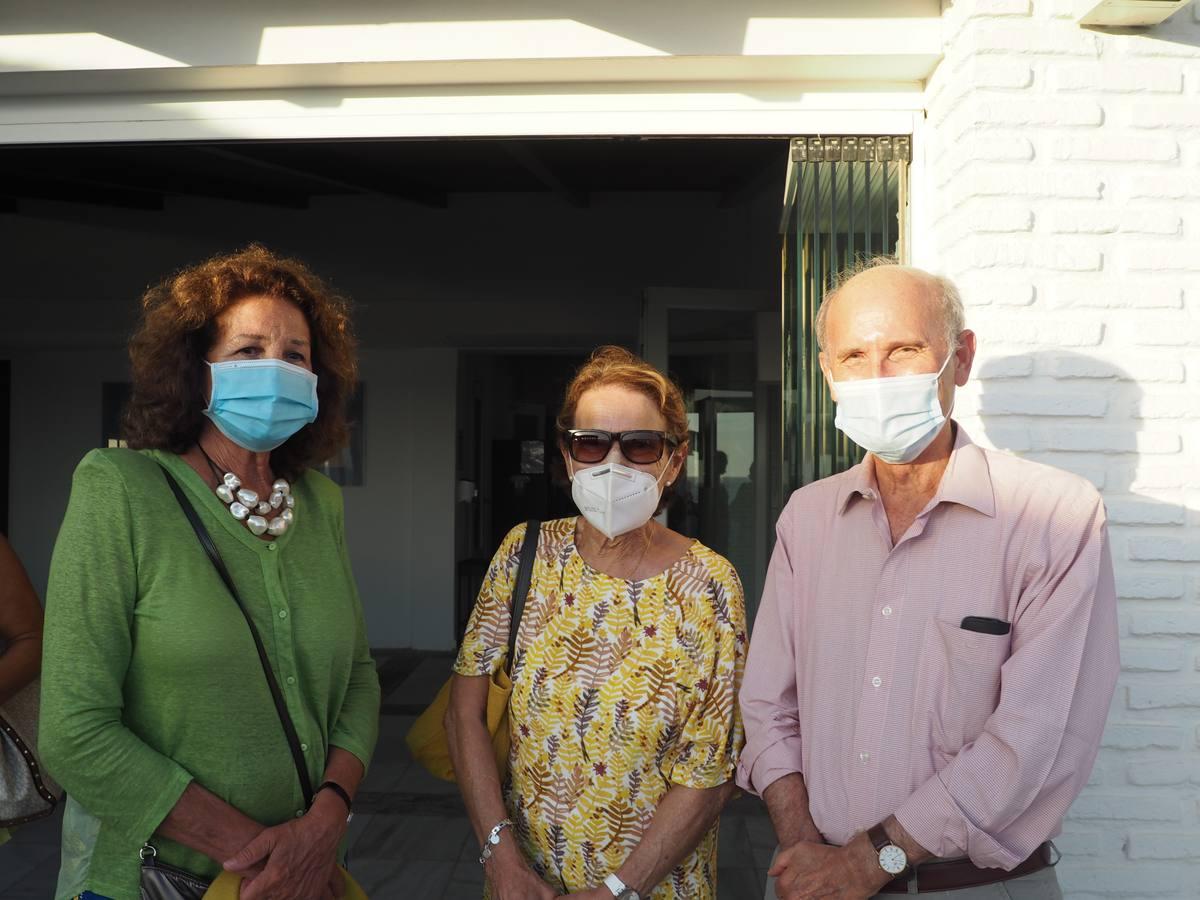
top-left (122, 245), bottom-right (357, 480)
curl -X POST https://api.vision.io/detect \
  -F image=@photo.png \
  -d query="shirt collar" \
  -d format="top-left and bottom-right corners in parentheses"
top-left (837, 457), bottom-right (879, 515)
top-left (836, 422), bottom-right (997, 518)
top-left (935, 424), bottom-right (997, 517)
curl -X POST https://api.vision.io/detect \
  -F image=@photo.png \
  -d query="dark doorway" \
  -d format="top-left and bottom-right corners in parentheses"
top-left (454, 351), bottom-right (586, 639)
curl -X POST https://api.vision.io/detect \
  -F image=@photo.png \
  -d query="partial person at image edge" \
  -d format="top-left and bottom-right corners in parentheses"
top-left (0, 534), bottom-right (49, 847)
top-left (38, 246), bottom-right (380, 900)
top-left (739, 259), bottom-right (1119, 900)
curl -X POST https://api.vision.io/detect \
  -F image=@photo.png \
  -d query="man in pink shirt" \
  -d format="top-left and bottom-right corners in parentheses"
top-left (738, 261), bottom-right (1119, 899)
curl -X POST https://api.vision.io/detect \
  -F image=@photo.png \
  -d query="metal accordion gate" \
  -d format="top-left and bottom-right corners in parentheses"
top-left (781, 135), bottom-right (911, 493)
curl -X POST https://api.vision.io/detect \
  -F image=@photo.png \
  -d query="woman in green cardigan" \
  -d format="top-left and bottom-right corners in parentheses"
top-left (40, 246), bottom-right (380, 900)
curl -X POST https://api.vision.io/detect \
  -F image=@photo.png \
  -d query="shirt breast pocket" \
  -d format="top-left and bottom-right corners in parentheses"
top-left (911, 618), bottom-right (1010, 768)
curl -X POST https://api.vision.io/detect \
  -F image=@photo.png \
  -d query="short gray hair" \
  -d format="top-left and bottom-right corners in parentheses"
top-left (815, 256), bottom-right (966, 355)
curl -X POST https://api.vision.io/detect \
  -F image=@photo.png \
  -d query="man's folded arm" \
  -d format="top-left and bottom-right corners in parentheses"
top-left (893, 501), bottom-right (1119, 870)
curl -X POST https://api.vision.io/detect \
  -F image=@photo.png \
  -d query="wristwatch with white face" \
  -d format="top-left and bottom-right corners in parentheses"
top-left (867, 824), bottom-right (909, 877)
top-left (604, 873), bottom-right (641, 900)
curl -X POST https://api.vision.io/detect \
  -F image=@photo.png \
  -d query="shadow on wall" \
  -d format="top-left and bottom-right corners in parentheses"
top-left (975, 349), bottom-right (1186, 522)
top-left (974, 349), bottom-right (1196, 877)
top-left (975, 354), bottom-right (1190, 727)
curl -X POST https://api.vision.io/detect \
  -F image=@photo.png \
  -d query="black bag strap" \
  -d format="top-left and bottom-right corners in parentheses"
top-left (160, 466), bottom-right (315, 809)
top-left (505, 520), bottom-right (540, 675)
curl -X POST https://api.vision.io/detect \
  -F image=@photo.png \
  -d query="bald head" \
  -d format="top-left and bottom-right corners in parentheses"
top-left (816, 261), bottom-right (965, 358)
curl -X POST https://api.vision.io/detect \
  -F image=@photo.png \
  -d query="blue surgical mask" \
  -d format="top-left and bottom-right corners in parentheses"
top-left (204, 358), bottom-right (319, 453)
top-left (830, 352), bottom-right (953, 464)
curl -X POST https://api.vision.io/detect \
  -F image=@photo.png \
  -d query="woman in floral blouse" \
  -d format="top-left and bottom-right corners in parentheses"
top-left (446, 346), bottom-right (747, 900)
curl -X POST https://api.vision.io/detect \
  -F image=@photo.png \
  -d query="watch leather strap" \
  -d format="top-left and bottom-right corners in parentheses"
top-left (867, 823), bottom-right (893, 854)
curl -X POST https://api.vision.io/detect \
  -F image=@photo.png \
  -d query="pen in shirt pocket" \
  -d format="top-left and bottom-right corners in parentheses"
top-left (960, 616), bottom-right (1011, 636)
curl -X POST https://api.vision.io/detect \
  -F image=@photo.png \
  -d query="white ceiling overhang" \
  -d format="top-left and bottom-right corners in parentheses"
top-left (0, 16), bottom-right (943, 95)
top-left (0, 11), bottom-right (941, 141)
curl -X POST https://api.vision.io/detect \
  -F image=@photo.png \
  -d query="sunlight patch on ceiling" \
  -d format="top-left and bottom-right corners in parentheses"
top-left (742, 18), bottom-right (942, 56)
top-left (257, 20), bottom-right (669, 65)
top-left (0, 33), bottom-right (186, 72)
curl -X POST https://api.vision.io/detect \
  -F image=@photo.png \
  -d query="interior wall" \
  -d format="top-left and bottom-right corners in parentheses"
top-left (6, 348), bottom-right (130, 599)
top-left (0, 189), bottom-right (776, 348)
top-left (346, 348), bottom-right (457, 648)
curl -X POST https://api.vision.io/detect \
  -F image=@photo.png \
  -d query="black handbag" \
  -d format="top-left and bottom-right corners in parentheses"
top-left (138, 468), bottom-right (319, 899)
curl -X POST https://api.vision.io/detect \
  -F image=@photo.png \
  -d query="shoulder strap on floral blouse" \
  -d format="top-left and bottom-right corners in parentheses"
top-left (507, 520), bottom-right (540, 675)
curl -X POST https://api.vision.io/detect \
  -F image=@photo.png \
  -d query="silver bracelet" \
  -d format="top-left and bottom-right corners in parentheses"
top-left (478, 818), bottom-right (514, 865)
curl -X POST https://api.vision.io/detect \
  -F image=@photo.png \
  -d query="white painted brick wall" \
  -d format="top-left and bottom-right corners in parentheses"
top-left (922, 1), bottom-right (1200, 896)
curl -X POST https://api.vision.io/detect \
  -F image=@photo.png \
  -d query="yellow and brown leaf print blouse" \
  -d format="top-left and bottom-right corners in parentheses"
top-left (453, 518), bottom-right (747, 899)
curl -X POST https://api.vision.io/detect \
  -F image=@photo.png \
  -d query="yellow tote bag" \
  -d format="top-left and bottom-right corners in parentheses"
top-left (204, 866), bottom-right (367, 900)
top-left (406, 522), bottom-right (540, 783)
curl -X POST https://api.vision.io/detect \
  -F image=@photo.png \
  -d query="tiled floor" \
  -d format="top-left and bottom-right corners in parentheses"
top-left (0, 651), bottom-right (773, 899)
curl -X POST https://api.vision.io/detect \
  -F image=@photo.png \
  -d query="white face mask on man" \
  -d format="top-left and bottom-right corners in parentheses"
top-left (570, 460), bottom-right (669, 540)
top-left (829, 350), bottom-right (953, 464)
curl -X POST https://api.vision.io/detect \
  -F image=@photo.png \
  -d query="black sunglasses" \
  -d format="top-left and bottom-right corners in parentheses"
top-left (564, 429), bottom-right (678, 465)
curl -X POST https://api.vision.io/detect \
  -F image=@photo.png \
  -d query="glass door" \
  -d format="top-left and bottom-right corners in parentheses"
top-left (644, 293), bottom-right (779, 622)
top-left (781, 136), bottom-right (910, 494)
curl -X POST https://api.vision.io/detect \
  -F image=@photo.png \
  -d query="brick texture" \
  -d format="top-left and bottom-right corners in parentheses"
top-left (923, 2), bottom-right (1200, 896)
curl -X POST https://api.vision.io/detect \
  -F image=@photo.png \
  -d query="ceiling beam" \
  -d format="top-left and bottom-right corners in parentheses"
top-left (201, 147), bottom-right (447, 209)
top-left (3, 177), bottom-right (163, 210)
top-left (154, 170), bottom-right (310, 209)
top-left (502, 142), bottom-right (588, 208)
top-left (0, 151), bottom-right (311, 210)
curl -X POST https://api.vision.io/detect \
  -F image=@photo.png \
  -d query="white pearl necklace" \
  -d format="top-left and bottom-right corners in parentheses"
top-left (213, 471), bottom-right (296, 537)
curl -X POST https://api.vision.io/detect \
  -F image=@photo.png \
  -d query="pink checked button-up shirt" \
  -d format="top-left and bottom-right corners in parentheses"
top-left (736, 425), bottom-right (1119, 870)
